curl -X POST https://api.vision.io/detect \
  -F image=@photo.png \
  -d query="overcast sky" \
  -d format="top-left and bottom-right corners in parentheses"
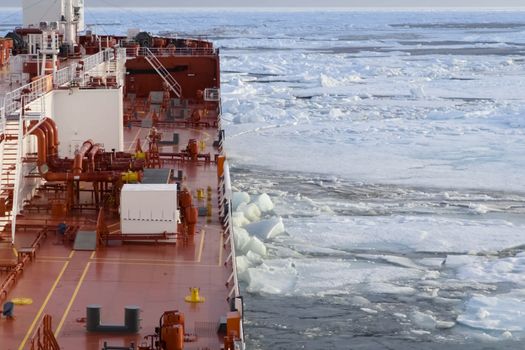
top-left (1, 0), bottom-right (525, 6)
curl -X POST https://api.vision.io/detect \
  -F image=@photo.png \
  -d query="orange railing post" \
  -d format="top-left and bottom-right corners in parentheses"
top-left (29, 314), bottom-right (60, 350)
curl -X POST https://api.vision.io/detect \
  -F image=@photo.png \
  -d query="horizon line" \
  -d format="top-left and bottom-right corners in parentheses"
top-left (1, 5), bottom-right (525, 8)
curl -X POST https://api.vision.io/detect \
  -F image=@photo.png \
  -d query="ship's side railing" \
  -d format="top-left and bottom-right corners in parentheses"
top-left (218, 159), bottom-right (245, 345)
top-left (128, 46), bottom-right (217, 58)
top-left (29, 314), bottom-right (61, 350)
top-left (3, 75), bottom-right (53, 117)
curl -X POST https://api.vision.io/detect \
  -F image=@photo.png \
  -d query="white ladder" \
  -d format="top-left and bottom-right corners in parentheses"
top-left (143, 48), bottom-right (182, 98)
top-left (0, 115), bottom-right (23, 242)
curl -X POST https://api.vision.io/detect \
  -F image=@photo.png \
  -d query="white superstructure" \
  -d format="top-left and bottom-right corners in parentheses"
top-left (23, 0), bottom-right (85, 48)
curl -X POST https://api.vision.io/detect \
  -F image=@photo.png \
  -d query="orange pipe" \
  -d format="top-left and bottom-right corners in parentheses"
top-left (41, 118), bottom-right (57, 156)
top-left (72, 140), bottom-right (94, 175)
top-left (31, 127), bottom-right (47, 167)
top-left (44, 171), bottom-right (120, 182)
top-left (30, 120), bottom-right (122, 183)
top-left (46, 118), bottom-right (59, 151)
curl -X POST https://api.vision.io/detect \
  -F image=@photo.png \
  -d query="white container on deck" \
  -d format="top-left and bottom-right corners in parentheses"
top-left (120, 184), bottom-right (179, 234)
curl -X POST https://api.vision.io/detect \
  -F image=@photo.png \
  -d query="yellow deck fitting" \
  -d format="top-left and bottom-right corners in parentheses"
top-left (196, 188), bottom-right (205, 200)
top-left (185, 287), bottom-right (205, 303)
top-left (11, 298), bottom-right (33, 305)
top-left (135, 151), bottom-right (146, 160)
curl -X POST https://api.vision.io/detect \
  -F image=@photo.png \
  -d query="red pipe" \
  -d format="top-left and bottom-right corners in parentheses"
top-left (41, 118), bottom-right (58, 156)
top-left (31, 127), bottom-right (47, 167)
top-left (30, 120), bottom-right (124, 183)
top-left (44, 171), bottom-right (120, 182)
top-left (46, 118), bottom-right (59, 152)
top-left (72, 140), bottom-right (94, 175)
top-left (39, 119), bottom-right (54, 157)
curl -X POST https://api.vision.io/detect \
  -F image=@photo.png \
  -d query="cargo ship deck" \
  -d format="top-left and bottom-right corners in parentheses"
top-left (0, 105), bottom-right (235, 349)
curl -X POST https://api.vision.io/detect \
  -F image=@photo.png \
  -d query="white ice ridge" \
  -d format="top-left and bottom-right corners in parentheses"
top-left (231, 191), bottom-right (285, 278)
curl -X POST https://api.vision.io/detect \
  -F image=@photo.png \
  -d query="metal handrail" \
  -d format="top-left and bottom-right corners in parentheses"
top-left (130, 47), bottom-right (216, 58)
top-left (143, 47), bottom-right (182, 98)
top-left (3, 75), bottom-right (53, 117)
top-left (10, 105), bottom-right (24, 243)
top-left (2, 48), bottom-right (116, 118)
top-left (219, 160), bottom-right (244, 344)
top-left (53, 65), bottom-right (77, 87)
top-left (83, 48), bottom-right (112, 73)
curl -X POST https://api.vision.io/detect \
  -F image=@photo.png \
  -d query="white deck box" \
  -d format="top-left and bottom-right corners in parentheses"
top-left (120, 184), bottom-right (179, 234)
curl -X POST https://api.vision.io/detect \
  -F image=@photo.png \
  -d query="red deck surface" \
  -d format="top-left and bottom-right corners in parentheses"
top-left (0, 103), bottom-right (234, 349)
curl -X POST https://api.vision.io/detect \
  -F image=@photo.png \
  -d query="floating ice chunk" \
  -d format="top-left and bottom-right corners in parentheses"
top-left (410, 86), bottom-right (425, 99)
top-left (502, 330), bottom-right (513, 339)
top-left (237, 252), bottom-right (264, 282)
top-left (236, 256), bottom-right (251, 281)
top-left (245, 236), bottom-right (267, 257)
top-left (232, 192), bottom-right (251, 211)
top-left (246, 251), bottom-right (264, 266)
top-left (246, 261), bottom-right (297, 294)
top-left (412, 310), bottom-right (437, 329)
top-left (456, 255), bottom-right (525, 285)
top-left (458, 294), bottom-right (525, 331)
top-left (368, 282), bottom-right (416, 295)
top-left (232, 211), bottom-right (250, 228)
top-left (244, 217), bottom-right (285, 240)
top-left (253, 193), bottom-right (274, 212)
top-left (436, 320), bottom-right (455, 329)
top-left (350, 296), bottom-right (371, 307)
top-left (243, 203), bottom-right (262, 222)
top-left (443, 255), bottom-right (481, 268)
top-left (233, 227), bottom-right (251, 254)
top-left (360, 307), bottom-right (378, 314)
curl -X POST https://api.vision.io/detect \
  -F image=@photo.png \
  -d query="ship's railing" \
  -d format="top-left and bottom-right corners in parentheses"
top-left (53, 65), bottom-right (76, 87)
top-left (82, 48), bottom-right (114, 73)
top-left (117, 47), bottom-right (127, 64)
top-left (29, 314), bottom-right (61, 350)
top-left (3, 75), bottom-right (53, 117)
top-left (2, 48), bottom-right (116, 118)
top-left (204, 88), bottom-right (220, 102)
top-left (218, 159), bottom-right (244, 344)
top-left (128, 46), bottom-right (216, 58)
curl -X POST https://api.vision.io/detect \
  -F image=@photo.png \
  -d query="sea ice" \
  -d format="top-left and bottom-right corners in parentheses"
top-left (458, 294), bottom-right (525, 331)
top-left (242, 203), bottom-right (261, 222)
top-left (253, 193), bottom-right (275, 212)
top-left (232, 191), bottom-right (251, 210)
top-left (244, 217), bottom-right (285, 240)
top-left (233, 227), bottom-right (251, 254)
top-left (245, 236), bottom-right (267, 257)
top-left (232, 211), bottom-right (250, 228)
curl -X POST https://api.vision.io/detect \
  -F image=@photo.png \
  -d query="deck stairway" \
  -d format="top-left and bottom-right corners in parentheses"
top-left (0, 117), bottom-right (23, 240)
top-left (143, 47), bottom-right (182, 98)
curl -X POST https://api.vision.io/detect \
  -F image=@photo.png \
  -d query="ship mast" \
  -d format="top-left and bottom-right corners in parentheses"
top-left (22, 0), bottom-right (85, 53)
